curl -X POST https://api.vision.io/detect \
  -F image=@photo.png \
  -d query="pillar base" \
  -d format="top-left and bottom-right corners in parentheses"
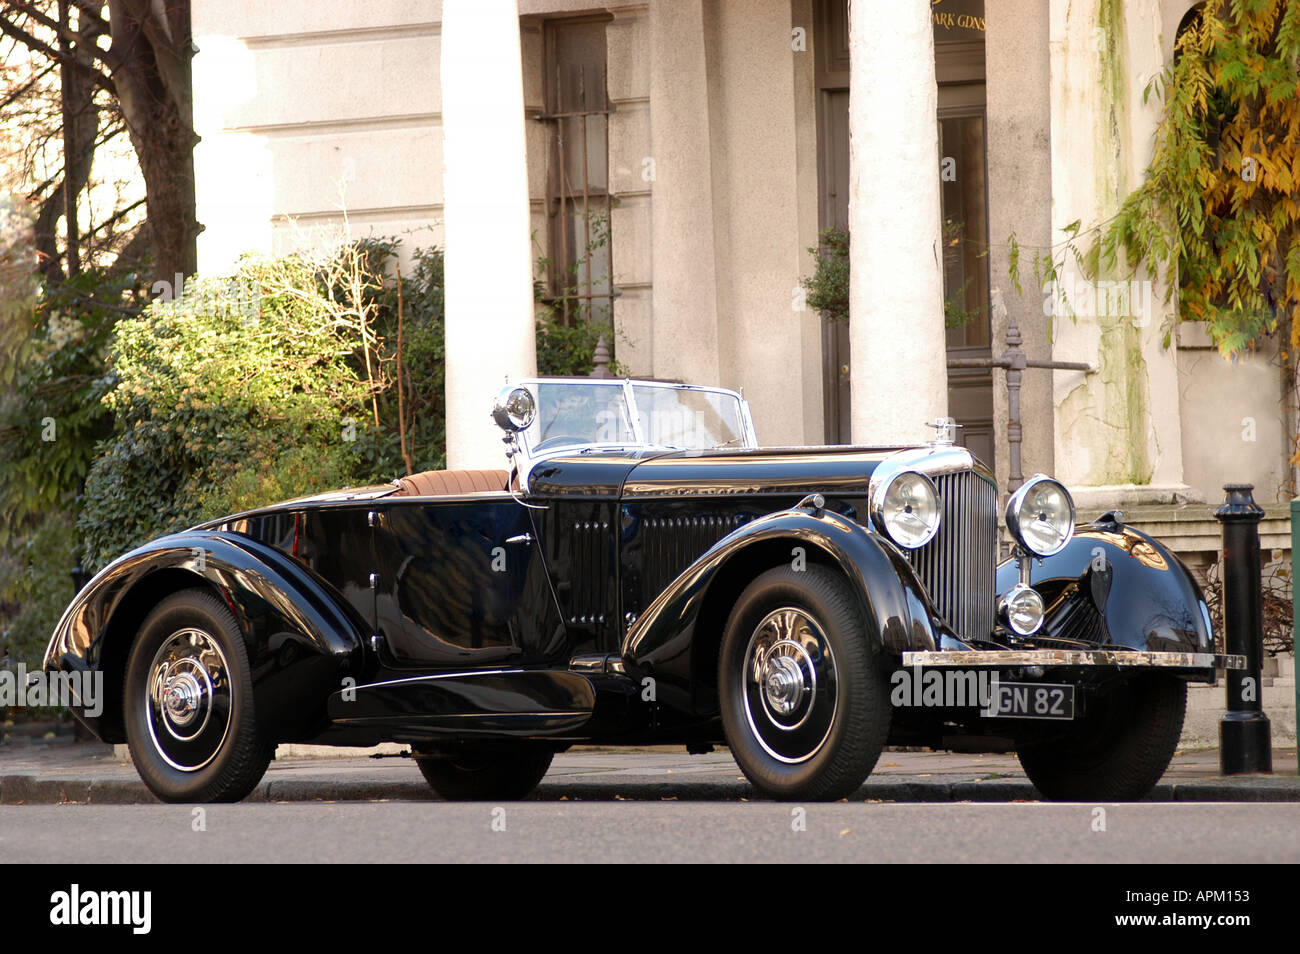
top-left (1219, 711), bottom-right (1273, 775)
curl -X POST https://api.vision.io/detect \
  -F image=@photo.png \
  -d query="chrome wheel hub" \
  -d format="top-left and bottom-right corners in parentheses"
top-left (145, 628), bottom-right (232, 772)
top-left (158, 659), bottom-right (213, 733)
top-left (761, 644), bottom-right (812, 716)
top-left (741, 607), bottom-right (838, 764)
top-left (162, 673), bottom-right (201, 724)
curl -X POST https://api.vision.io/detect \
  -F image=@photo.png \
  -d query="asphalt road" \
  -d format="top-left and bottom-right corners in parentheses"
top-left (3, 801), bottom-right (1298, 863)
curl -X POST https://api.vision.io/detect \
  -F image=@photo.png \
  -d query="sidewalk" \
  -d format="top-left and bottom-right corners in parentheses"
top-left (1, 738), bottom-right (1297, 804)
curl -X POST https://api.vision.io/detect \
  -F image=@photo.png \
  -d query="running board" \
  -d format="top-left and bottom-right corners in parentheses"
top-left (326, 667), bottom-right (642, 738)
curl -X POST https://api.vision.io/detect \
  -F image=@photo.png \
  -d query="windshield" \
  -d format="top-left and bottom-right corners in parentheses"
top-left (519, 380), bottom-right (750, 453)
top-left (529, 382), bottom-right (636, 451)
top-left (631, 385), bottom-right (747, 449)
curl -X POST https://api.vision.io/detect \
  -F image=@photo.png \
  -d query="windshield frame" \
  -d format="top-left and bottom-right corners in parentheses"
top-left (508, 377), bottom-right (758, 485)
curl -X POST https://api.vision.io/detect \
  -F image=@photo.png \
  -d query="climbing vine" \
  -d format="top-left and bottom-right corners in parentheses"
top-left (1011, 1), bottom-right (1300, 356)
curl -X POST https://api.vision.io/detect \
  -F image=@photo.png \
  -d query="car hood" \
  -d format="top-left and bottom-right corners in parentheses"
top-left (621, 445), bottom-right (910, 499)
top-left (526, 444), bottom-right (918, 499)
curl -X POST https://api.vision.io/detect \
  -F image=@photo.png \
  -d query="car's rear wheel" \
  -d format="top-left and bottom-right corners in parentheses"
top-left (123, 588), bottom-right (272, 802)
top-left (718, 564), bottom-right (890, 801)
top-left (413, 744), bottom-right (554, 800)
top-left (1017, 674), bottom-right (1186, 801)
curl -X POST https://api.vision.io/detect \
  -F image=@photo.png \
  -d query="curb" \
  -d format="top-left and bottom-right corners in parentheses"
top-left (3, 772), bottom-right (1298, 805)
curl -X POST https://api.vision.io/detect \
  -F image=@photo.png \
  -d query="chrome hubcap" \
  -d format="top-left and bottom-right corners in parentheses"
top-left (741, 607), bottom-right (838, 764)
top-left (761, 645), bottom-right (812, 717)
top-left (146, 629), bottom-right (232, 772)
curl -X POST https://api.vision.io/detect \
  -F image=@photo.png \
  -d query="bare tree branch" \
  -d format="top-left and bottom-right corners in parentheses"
top-left (0, 60), bottom-right (57, 111)
top-left (4, 1), bottom-right (120, 72)
top-left (0, 11), bottom-right (113, 91)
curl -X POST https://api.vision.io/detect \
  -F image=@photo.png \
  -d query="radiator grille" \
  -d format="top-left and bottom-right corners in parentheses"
top-left (906, 471), bottom-right (997, 642)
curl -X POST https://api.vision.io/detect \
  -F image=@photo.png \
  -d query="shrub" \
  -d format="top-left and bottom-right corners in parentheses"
top-left (0, 271), bottom-right (132, 546)
top-left (1202, 558), bottom-right (1294, 657)
top-left (802, 228), bottom-right (850, 324)
top-left (78, 257), bottom-right (370, 570)
top-left (364, 244), bottom-right (447, 476)
top-left (0, 510), bottom-right (75, 672)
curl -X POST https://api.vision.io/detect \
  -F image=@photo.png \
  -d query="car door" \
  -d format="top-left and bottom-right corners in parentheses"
top-left (369, 495), bottom-right (566, 668)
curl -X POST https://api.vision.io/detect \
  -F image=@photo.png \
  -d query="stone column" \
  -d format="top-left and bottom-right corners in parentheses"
top-left (647, 0), bottom-right (724, 387)
top-left (847, 0), bottom-right (948, 445)
top-left (442, 0), bottom-right (537, 470)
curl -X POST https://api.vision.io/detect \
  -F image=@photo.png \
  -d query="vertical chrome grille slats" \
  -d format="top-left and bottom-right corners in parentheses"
top-left (906, 470), bottom-right (996, 642)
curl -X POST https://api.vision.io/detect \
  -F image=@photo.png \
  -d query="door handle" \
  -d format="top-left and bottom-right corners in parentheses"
top-left (506, 532), bottom-right (534, 545)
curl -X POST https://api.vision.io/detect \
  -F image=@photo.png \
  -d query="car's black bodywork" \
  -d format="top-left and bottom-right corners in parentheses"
top-left (46, 440), bottom-right (1222, 757)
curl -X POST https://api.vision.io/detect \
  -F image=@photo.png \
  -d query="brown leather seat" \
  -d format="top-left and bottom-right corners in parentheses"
top-left (391, 468), bottom-right (509, 497)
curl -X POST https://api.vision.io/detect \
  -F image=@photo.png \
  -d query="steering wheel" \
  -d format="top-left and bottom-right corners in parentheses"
top-left (534, 435), bottom-right (591, 451)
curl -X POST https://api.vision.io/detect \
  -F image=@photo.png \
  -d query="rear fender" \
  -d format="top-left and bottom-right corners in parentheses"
top-left (43, 531), bottom-right (368, 743)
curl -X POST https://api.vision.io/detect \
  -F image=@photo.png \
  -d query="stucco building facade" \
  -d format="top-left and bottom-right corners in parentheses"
top-left (191, 0), bottom-right (1291, 505)
top-left (190, 0), bottom-right (1295, 743)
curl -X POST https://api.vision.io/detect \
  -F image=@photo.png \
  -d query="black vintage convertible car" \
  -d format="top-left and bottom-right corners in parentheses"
top-left (45, 377), bottom-right (1240, 802)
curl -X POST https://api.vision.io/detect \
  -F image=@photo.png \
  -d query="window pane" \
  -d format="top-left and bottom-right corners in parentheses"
top-left (632, 387), bottom-right (747, 449)
top-left (940, 113), bottom-right (990, 350)
top-left (527, 382), bottom-right (634, 448)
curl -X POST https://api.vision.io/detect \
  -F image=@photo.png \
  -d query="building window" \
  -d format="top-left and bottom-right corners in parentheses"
top-left (542, 16), bottom-right (615, 328)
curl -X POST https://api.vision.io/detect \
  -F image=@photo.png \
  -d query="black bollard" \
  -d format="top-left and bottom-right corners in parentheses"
top-left (1214, 483), bottom-right (1272, 775)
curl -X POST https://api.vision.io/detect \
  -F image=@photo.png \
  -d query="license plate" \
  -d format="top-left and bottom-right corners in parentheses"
top-left (983, 681), bottom-right (1075, 720)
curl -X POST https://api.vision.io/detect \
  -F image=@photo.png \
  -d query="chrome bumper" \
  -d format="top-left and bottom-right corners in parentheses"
top-left (901, 650), bottom-right (1245, 670)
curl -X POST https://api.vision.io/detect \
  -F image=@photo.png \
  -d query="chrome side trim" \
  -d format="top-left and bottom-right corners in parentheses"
top-left (567, 654), bottom-right (610, 673)
top-left (901, 650), bottom-right (1245, 670)
top-left (347, 668), bottom-right (528, 692)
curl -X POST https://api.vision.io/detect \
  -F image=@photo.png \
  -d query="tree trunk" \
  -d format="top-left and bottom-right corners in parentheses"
top-left (105, 0), bottom-right (197, 286)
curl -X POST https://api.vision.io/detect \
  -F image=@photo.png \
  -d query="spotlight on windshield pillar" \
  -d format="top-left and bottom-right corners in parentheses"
top-left (1214, 483), bottom-right (1272, 775)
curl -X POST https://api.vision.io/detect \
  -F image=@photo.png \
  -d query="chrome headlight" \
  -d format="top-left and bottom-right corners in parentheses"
top-left (871, 470), bottom-right (940, 549)
top-left (1006, 474), bottom-right (1075, 556)
top-left (491, 385), bottom-right (536, 433)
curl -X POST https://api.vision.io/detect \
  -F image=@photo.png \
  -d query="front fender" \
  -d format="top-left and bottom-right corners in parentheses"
top-left (621, 506), bottom-right (940, 722)
top-left (43, 531), bottom-right (369, 743)
top-left (996, 521), bottom-right (1215, 656)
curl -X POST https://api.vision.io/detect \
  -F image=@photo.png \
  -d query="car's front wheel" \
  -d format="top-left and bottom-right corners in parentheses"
top-left (413, 744), bottom-right (554, 800)
top-left (123, 588), bottom-right (272, 802)
top-left (1017, 674), bottom-right (1187, 801)
top-left (718, 564), bottom-right (890, 801)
